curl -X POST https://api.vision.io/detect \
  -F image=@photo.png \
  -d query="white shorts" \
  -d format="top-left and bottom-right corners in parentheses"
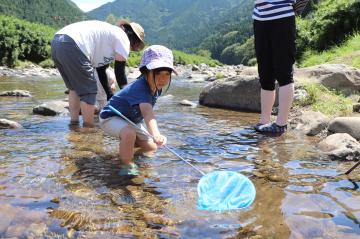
top-left (99, 116), bottom-right (151, 141)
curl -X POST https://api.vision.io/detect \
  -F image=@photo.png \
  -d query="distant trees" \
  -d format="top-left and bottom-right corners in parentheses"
top-left (220, 36), bottom-right (255, 65)
top-left (202, 0), bottom-right (360, 65)
top-left (0, 0), bottom-right (89, 28)
top-left (1, 0), bottom-right (358, 67)
top-left (105, 14), bottom-right (119, 25)
top-left (0, 15), bottom-right (55, 66)
top-left (296, 0), bottom-right (360, 59)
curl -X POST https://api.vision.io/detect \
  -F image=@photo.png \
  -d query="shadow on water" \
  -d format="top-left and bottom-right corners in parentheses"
top-left (0, 76), bottom-right (359, 238)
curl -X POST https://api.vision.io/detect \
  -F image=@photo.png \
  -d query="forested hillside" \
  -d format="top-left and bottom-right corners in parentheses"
top-left (198, 0), bottom-right (254, 65)
top-left (0, 0), bottom-right (89, 28)
top-left (88, 0), bottom-right (244, 50)
top-left (0, 0), bottom-right (359, 68)
top-left (89, 0), bottom-right (360, 67)
top-left (296, 0), bottom-right (360, 58)
top-left (0, 15), bottom-right (219, 67)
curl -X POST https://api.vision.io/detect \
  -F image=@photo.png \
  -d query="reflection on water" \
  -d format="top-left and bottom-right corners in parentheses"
top-left (0, 76), bottom-right (359, 238)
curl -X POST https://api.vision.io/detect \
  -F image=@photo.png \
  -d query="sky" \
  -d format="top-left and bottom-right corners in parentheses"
top-left (71, 0), bottom-right (114, 12)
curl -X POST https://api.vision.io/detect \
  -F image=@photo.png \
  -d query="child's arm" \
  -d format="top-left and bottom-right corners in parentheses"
top-left (139, 103), bottom-right (167, 146)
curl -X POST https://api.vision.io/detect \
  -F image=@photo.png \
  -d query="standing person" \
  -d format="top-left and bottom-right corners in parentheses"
top-left (51, 20), bottom-right (145, 127)
top-left (99, 45), bottom-right (176, 176)
top-left (252, 0), bottom-right (297, 134)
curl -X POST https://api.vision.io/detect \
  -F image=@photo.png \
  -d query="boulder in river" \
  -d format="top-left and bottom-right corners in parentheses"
top-left (0, 119), bottom-right (23, 129)
top-left (318, 133), bottom-right (360, 160)
top-left (33, 100), bottom-right (68, 116)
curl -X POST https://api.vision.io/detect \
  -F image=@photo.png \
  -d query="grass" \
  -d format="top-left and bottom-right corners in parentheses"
top-left (215, 72), bottom-right (225, 79)
top-left (299, 33), bottom-right (360, 69)
top-left (295, 83), bottom-right (353, 116)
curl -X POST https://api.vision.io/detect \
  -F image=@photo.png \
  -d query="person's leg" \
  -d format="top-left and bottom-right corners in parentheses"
top-left (119, 126), bottom-right (137, 165)
top-left (68, 90), bottom-right (80, 124)
top-left (272, 16), bottom-right (296, 127)
top-left (260, 89), bottom-right (276, 124)
top-left (133, 123), bottom-right (157, 155)
top-left (135, 139), bottom-right (157, 156)
top-left (51, 36), bottom-right (80, 124)
top-left (276, 83), bottom-right (294, 126)
top-left (99, 116), bottom-right (138, 176)
top-left (80, 101), bottom-right (95, 127)
top-left (254, 20), bottom-right (276, 125)
top-left (53, 35), bottom-right (97, 127)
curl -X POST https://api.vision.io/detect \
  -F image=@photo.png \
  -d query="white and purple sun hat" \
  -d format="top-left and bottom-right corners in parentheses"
top-left (139, 45), bottom-right (176, 73)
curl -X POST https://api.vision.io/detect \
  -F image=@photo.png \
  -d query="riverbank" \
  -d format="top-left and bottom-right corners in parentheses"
top-left (0, 64), bottom-right (59, 78)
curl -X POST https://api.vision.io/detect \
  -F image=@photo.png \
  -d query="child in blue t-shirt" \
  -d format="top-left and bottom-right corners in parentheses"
top-left (99, 45), bottom-right (176, 175)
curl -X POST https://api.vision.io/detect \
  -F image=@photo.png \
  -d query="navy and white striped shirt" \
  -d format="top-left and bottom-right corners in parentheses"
top-left (253, 0), bottom-right (296, 21)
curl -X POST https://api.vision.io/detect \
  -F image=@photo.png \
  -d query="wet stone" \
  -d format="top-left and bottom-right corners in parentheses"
top-left (253, 171), bottom-right (266, 178)
top-left (0, 90), bottom-right (31, 97)
top-left (50, 197), bottom-right (60, 204)
top-left (0, 119), bottom-right (23, 129)
top-left (180, 99), bottom-right (198, 107)
top-left (268, 175), bottom-right (286, 182)
top-left (143, 212), bottom-right (175, 226)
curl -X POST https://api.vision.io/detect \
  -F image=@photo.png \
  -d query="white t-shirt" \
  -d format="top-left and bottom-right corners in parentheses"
top-left (56, 20), bottom-right (130, 67)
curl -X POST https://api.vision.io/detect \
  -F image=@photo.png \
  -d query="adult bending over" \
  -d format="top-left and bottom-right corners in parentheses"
top-left (51, 20), bottom-right (145, 127)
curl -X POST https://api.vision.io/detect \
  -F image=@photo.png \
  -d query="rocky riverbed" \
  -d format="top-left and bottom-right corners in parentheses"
top-left (1, 63), bottom-right (360, 161)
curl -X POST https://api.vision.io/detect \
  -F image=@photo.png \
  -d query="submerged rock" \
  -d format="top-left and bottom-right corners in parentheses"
top-left (180, 99), bottom-right (197, 107)
top-left (33, 100), bottom-right (68, 116)
top-left (0, 119), bottom-right (22, 129)
top-left (0, 90), bottom-right (31, 97)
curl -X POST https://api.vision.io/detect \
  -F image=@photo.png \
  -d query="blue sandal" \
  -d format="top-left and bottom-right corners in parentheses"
top-left (255, 123), bottom-right (287, 134)
top-left (118, 163), bottom-right (139, 176)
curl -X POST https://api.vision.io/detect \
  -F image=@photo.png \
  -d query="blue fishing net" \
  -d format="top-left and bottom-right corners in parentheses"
top-left (197, 171), bottom-right (256, 211)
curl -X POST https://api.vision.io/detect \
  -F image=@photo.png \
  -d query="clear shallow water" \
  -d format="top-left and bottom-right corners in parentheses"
top-left (0, 76), bottom-right (359, 238)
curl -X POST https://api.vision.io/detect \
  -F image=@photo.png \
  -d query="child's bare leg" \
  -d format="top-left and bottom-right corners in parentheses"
top-left (119, 126), bottom-right (137, 165)
top-left (135, 139), bottom-right (157, 156)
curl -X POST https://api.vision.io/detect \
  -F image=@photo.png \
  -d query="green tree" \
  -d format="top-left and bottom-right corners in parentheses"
top-left (0, 15), bottom-right (55, 66)
top-left (105, 13), bottom-right (118, 25)
top-left (0, 0), bottom-right (89, 28)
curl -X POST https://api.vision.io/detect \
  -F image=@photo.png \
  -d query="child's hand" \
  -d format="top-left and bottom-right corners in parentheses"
top-left (153, 134), bottom-right (167, 146)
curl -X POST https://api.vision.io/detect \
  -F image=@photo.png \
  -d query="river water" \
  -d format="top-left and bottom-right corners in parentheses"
top-left (0, 75), bottom-right (359, 238)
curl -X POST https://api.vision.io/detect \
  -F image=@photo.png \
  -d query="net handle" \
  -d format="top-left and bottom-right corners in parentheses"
top-left (109, 106), bottom-right (205, 176)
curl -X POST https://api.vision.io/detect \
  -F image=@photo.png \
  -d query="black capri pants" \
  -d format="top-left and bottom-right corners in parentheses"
top-left (254, 16), bottom-right (296, 91)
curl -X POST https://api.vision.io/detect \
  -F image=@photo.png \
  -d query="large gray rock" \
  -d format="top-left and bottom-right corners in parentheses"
top-left (328, 117), bottom-right (360, 140)
top-left (33, 100), bottom-right (68, 116)
top-left (0, 119), bottom-right (22, 129)
top-left (291, 111), bottom-right (330, 136)
top-left (199, 75), bottom-right (264, 112)
top-left (295, 64), bottom-right (360, 95)
top-left (318, 133), bottom-right (360, 160)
